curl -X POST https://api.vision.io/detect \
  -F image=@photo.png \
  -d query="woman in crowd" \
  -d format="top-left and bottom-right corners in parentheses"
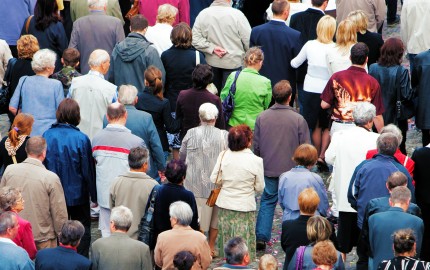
top-left (210, 124), bottom-right (264, 260)
top-left (259, 254), bottom-right (279, 270)
top-left (9, 49), bottom-right (64, 136)
top-left (0, 39), bottom-right (12, 85)
top-left (0, 186), bottom-right (37, 259)
top-left (138, 0), bottom-right (189, 26)
top-left (288, 216), bottom-right (344, 270)
top-left (42, 98), bottom-right (95, 257)
top-left (135, 66), bottom-right (180, 160)
top-left (21, 0), bottom-right (68, 71)
top-left (369, 38), bottom-right (412, 154)
top-left (220, 47), bottom-right (272, 130)
top-left (173, 251), bottom-right (196, 270)
top-left (278, 144), bottom-right (329, 221)
top-left (180, 103), bottom-right (228, 256)
top-left (145, 4), bottom-right (178, 55)
top-left (161, 23), bottom-right (206, 159)
top-left (378, 229), bottom-right (430, 270)
top-left (312, 241), bottom-right (338, 270)
top-left (290, 15), bottom-right (336, 170)
top-left (326, 19), bottom-right (357, 75)
top-left (154, 201), bottom-right (212, 270)
top-left (0, 114), bottom-right (33, 170)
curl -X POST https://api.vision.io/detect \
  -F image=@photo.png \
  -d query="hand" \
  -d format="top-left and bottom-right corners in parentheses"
top-left (90, 202), bottom-right (98, 208)
top-left (213, 46), bottom-right (227, 58)
top-left (159, 171), bottom-right (166, 183)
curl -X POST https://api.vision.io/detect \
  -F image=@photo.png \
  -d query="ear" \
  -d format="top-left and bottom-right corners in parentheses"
top-left (61, 58), bottom-right (65, 65)
top-left (134, 96), bottom-right (138, 105)
top-left (243, 253), bottom-right (250, 265)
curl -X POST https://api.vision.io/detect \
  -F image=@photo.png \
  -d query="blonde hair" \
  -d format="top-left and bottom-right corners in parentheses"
top-left (156, 4), bottom-right (178, 24)
top-left (335, 20), bottom-right (357, 55)
top-left (17, 35), bottom-right (39, 59)
top-left (244, 47), bottom-right (264, 67)
top-left (316, 15), bottom-right (336, 44)
top-left (259, 254), bottom-right (278, 270)
top-left (307, 216), bottom-right (332, 243)
top-left (347, 10), bottom-right (368, 34)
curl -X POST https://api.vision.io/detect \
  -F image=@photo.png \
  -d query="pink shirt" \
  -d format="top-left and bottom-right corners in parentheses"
top-left (138, 0), bottom-right (190, 26)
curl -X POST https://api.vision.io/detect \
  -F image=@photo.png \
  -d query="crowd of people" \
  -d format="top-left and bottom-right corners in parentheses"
top-left (1, 0), bottom-right (430, 269)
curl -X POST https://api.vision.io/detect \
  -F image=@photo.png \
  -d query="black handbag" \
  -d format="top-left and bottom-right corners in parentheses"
top-left (222, 70), bottom-right (241, 124)
top-left (395, 66), bottom-right (415, 121)
top-left (137, 184), bottom-right (160, 248)
top-left (0, 58), bottom-right (17, 113)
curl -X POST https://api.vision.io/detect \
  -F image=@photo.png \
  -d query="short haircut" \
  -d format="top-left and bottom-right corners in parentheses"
top-left (390, 186), bottom-right (411, 205)
top-left (88, 0), bottom-right (107, 9)
top-left (17, 35), bottom-right (39, 59)
top-left (316, 15), bottom-right (336, 44)
top-left (25, 136), bottom-right (47, 157)
top-left (199, 103), bottom-right (219, 122)
top-left (31, 49), bottom-right (56, 72)
top-left (312, 0), bottom-right (327, 7)
top-left (173, 251), bottom-right (196, 270)
top-left (224, 237), bottom-right (249, 265)
top-left (386, 171), bottom-right (408, 190)
top-left (128, 147), bottom-right (149, 169)
top-left (273, 80), bottom-right (292, 104)
top-left (312, 240), bottom-right (338, 266)
top-left (377, 133), bottom-right (399, 156)
top-left (350, 42), bottom-right (369, 65)
top-left (59, 220), bottom-right (85, 247)
top-left (259, 254), bottom-right (278, 270)
top-left (378, 38), bottom-right (405, 67)
top-left (228, 124), bottom-right (253, 151)
top-left (0, 187), bottom-right (22, 211)
top-left (292, 144), bottom-right (318, 167)
top-left (107, 103), bottom-right (127, 122)
top-left (56, 98), bottom-right (81, 126)
top-left (169, 201), bottom-right (193, 226)
top-left (130, 14), bottom-right (148, 32)
top-left (271, 0), bottom-right (289, 16)
top-left (62, 48), bottom-right (80, 67)
top-left (118, 85), bottom-right (138, 105)
top-left (171, 22), bottom-right (192, 49)
top-left (244, 47), bottom-right (264, 67)
top-left (8, 113), bottom-right (34, 147)
top-left (352, 102), bottom-right (376, 126)
top-left (347, 10), bottom-right (368, 34)
top-left (298, 188), bottom-right (320, 215)
top-left (380, 124), bottom-right (403, 147)
top-left (393, 229), bottom-right (416, 255)
top-left (192, 64), bottom-right (213, 90)
top-left (165, 160), bottom-right (187, 184)
top-left (157, 4), bottom-right (178, 24)
top-left (88, 49), bottom-right (110, 68)
top-left (110, 205), bottom-right (133, 231)
top-left (307, 216), bottom-right (332, 242)
top-left (0, 211), bottom-right (17, 235)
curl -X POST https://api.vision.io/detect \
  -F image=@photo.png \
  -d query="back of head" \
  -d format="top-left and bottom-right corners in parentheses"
top-left (170, 23), bottom-right (192, 49)
top-left (128, 147), bottom-right (149, 170)
top-left (392, 229), bottom-right (416, 255)
top-left (273, 80), bottom-right (292, 105)
top-left (316, 15), bottom-right (336, 44)
top-left (169, 201), bottom-right (193, 226)
top-left (88, 0), bottom-right (107, 9)
top-left (199, 103), bottom-right (219, 123)
top-left (165, 159), bottom-right (187, 184)
top-left (335, 20), bottom-right (357, 51)
top-left (352, 102), bottom-right (376, 126)
top-left (390, 186), bottom-right (411, 205)
top-left (88, 49), bottom-right (110, 68)
top-left (298, 188), bottom-right (320, 215)
top-left (312, 240), bottom-right (338, 267)
top-left (386, 171), bottom-right (408, 191)
top-left (350, 42), bottom-right (369, 65)
top-left (224, 237), bottom-right (249, 265)
top-left (347, 10), bottom-right (368, 34)
top-left (8, 113), bottom-right (34, 147)
top-left (228, 124), bottom-right (253, 152)
top-left (110, 205), bottom-right (133, 231)
top-left (144, 66), bottom-right (163, 98)
top-left (118, 85), bottom-right (138, 105)
top-left (378, 38), bottom-right (405, 67)
top-left (312, 0), bottom-right (327, 8)
top-left (174, 251), bottom-right (196, 270)
top-left (59, 220), bottom-right (85, 247)
top-left (377, 133), bottom-right (399, 156)
top-left (157, 4), bottom-right (178, 24)
top-left (0, 187), bottom-right (21, 211)
top-left (31, 49), bottom-right (57, 73)
top-left (62, 48), bottom-right (80, 67)
top-left (292, 144), bottom-right (318, 167)
top-left (25, 136), bottom-right (47, 157)
top-left (130, 14), bottom-right (149, 32)
top-left (17, 35), bottom-right (39, 59)
top-left (259, 254), bottom-right (278, 270)
top-left (107, 102), bottom-right (127, 122)
top-left (192, 64), bottom-right (213, 90)
top-left (271, 0), bottom-right (289, 16)
top-left (380, 124), bottom-right (403, 148)
top-left (0, 211), bottom-right (16, 236)
top-left (34, 0), bottom-right (60, 31)
top-left (56, 98), bottom-right (81, 126)
top-left (244, 47), bottom-right (264, 67)
top-left (307, 216), bottom-right (332, 242)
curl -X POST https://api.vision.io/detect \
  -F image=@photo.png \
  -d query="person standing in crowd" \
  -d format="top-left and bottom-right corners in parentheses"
top-left (138, 0), bottom-right (190, 26)
top-left (255, 80), bottom-right (310, 251)
top-left (0, 40), bottom-right (12, 86)
top-left (35, 221), bottom-right (91, 269)
top-left (173, 251), bottom-right (196, 270)
top-left (110, 147), bottom-right (159, 239)
top-left (91, 206), bottom-right (152, 270)
top-left (109, 15), bottom-right (165, 92)
top-left (0, 137), bottom-right (68, 250)
top-left (69, 49), bottom-right (117, 140)
top-left (221, 47), bottom-right (271, 130)
top-left (92, 103), bottom-right (146, 237)
top-left (210, 125), bottom-right (264, 260)
top-left (180, 103), bottom-right (228, 256)
top-left (192, 0), bottom-right (251, 90)
top-left (189, 0), bottom-right (213, 27)
top-left (250, 0), bottom-right (302, 106)
top-left (69, 0), bottom-right (125, 77)
top-left (22, 0), bottom-right (68, 72)
top-left (51, 48), bottom-right (81, 97)
top-left (312, 241), bottom-right (338, 270)
top-left (214, 237), bottom-right (253, 270)
top-left (43, 99), bottom-right (96, 257)
top-left (70, 0), bottom-right (124, 25)
top-left (336, 0), bottom-right (386, 33)
top-left (145, 4), bottom-right (177, 55)
top-left (9, 49), bottom-right (64, 136)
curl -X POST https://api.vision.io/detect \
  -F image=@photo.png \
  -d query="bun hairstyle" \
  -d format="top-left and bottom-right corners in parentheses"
top-left (244, 47), bottom-right (264, 67)
top-left (393, 229), bottom-right (416, 255)
top-left (8, 113), bottom-right (34, 147)
top-left (144, 66), bottom-right (163, 100)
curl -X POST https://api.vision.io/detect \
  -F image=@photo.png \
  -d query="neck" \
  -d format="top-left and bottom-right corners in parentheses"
top-left (200, 121), bottom-right (216, 126)
top-left (273, 15), bottom-right (286, 21)
top-left (108, 120), bottom-right (126, 126)
top-left (28, 155), bottom-right (43, 162)
top-left (90, 7), bottom-right (105, 13)
top-left (316, 265), bottom-right (332, 270)
top-left (112, 229), bottom-right (128, 234)
top-left (299, 211), bottom-right (314, 216)
top-left (352, 64), bottom-right (366, 69)
top-left (37, 70), bottom-right (52, 77)
top-left (246, 65), bottom-right (260, 71)
top-left (90, 67), bottom-right (105, 75)
top-left (130, 168), bottom-right (146, 173)
top-left (393, 203), bottom-right (408, 212)
top-left (397, 251), bottom-right (415, 257)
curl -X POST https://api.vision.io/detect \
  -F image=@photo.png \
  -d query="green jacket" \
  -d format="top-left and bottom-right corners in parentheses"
top-left (221, 68), bottom-right (272, 129)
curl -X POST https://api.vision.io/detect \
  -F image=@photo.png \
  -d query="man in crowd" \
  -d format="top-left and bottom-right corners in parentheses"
top-left (0, 137), bottom-right (68, 250)
top-left (110, 147), bottom-right (159, 239)
top-left (109, 15), bottom-right (165, 92)
top-left (91, 206), bottom-right (152, 270)
top-left (92, 103), bottom-right (146, 237)
top-left (336, 0), bottom-right (386, 33)
top-left (70, 0), bottom-right (124, 25)
top-left (254, 80), bottom-right (310, 250)
top-left (214, 237), bottom-right (253, 270)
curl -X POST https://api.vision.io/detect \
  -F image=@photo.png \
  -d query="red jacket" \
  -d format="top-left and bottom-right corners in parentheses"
top-left (14, 214), bottom-right (37, 259)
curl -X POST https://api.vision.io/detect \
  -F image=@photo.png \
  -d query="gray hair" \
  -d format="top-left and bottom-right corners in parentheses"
top-left (390, 186), bottom-right (411, 205)
top-left (128, 147), bottom-right (149, 169)
top-left (88, 49), bottom-right (110, 68)
top-left (0, 187), bottom-right (21, 211)
top-left (381, 124), bottom-right (403, 146)
top-left (118, 85), bottom-right (138, 105)
top-left (353, 102), bottom-right (376, 126)
top-left (110, 206), bottom-right (133, 231)
top-left (31, 49), bottom-right (56, 72)
top-left (169, 201), bottom-right (193, 226)
top-left (377, 133), bottom-right (399, 156)
top-left (224, 237), bottom-right (249, 265)
top-left (88, 0), bottom-right (107, 9)
top-left (199, 103), bottom-right (218, 122)
top-left (0, 211), bottom-right (17, 235)
top-left (25, 136), bottom-right (47, 157)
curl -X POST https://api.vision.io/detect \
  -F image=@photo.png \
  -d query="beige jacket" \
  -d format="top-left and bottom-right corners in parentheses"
top-left (192, 0), bottom-right (251, 69)
top-left (110, 171), bottom-right (158, 239)
top-left (0, 158), bottom-right (68, 242)
top-left (401, 0), bottom-right (430, 54)
top-left (0, 40), bottom-right (12, 85)
top-left (210, 149), bottom-right (264, 212)
top-left (336, 0), bottom-right (386, 33)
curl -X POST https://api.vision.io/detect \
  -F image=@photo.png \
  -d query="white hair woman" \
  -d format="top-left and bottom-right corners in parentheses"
top-left (9, 49), bottom-right (64, 136)
top-left (179, 103), bottom-right (228, 256)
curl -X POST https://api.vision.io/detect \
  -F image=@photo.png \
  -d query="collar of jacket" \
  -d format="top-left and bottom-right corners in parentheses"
top-left (388, 207), bottom-right (405, 213)
top-left (51, 123), bottom-right (80, 131)
top-left (372, 153), bottom-right (400, 164)
top-left (306, 7), bottom-right (325, 15)
top-left (211, 0), bottom-right (231, 7)
top-left (24, 157), bottom-right (45, 168)
top-left (347, 65), bottom-right (367, 73)
top-left (121, 170), bottom-right (150, 179)
top-left (270, 103), bottom-right (296, 111)
top-left (105, 124), bottom-right (131, 133)
top-left (111, 232), bottom-right (130, 238)
top-left (241, 67), bottom-right (260, 75)
top-left (128, 32), bottom-right (150, 42)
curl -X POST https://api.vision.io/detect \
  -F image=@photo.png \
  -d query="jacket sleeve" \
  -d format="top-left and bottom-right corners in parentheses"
top-left (290, 42), bottom-right (308, 68)
top-left (49, 177), bottom-right (68, 237)
top-left (146, 116), bottom-right (166, 171)
top-left (253, 117), bottom-right (261, 156)
top-left (316, 177), bottom-right (329, 216)
top-left (325, 131), bottom-right (339, 165)
top-left (298, 117), bottom-right (311, 144)
top-left (108, 51), bottom-right (115, 84)
top-left (191, 14), bottom-right (216, 54)
top-left (254, 157), bottom-right (265, 193)
top-left (90, 244), bottom-right (99, 270)
top-left (154, 236), bottom-right (163, 268)
top-left (238, 13), bottom-right (251, 52)
top-left (55, 82), bottom-right (64, 108)
top-left (82, 137), bottom-right (97, 203)
top-left (361, 202), bottom-right (372, 257)
top-left (263, 80), bottom-right (272, 109)
top-left (210, 151), bottom-right (223, 184)
top-left (374, 0), bottom-right (387, 31)
top-left (179, 131), bottom-right (189, 161)
top-left (55, 23), bottom-right (69, 57)
top-left (142, 244), bottom-right (153, 270)
top-left (162, 101), bottom-right (181, 133)
top-left (287, 250), bottom-right (298, 270)
top-left (400, 67), bottom-right (414, 100)
top-left (220, 73), bottom-right (234, 101)
top-left (107, 0), bottom-right (125, 25)
top-left (190, 195), bottom-right (200, 231)
top-left (214, 97), bottom-right (225, 130)
top-left (347, 163), bottom-right (363, 210)
top-left (115, 21), bottom-right (125, 43)
top-left (22, 222), bottom-right (37, 260)
top-left (200, 238), bottom-right (212, 269)
top-left (68, 23), bottom-right (79, 49)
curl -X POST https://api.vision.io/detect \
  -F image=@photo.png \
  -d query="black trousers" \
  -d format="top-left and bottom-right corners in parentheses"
top-left (67, 202), bottom-right (91, 258)
top-left (386, 0), bottom-right (398, 23)
top-left (417, 202), bottom-right (430, 261)
top-left (211, 66), bottom-right (241, 93)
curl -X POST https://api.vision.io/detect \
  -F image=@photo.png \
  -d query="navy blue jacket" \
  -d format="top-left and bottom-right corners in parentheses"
top-left (35, 246), bottom-right (91, 270)
top-left (43, 123), bottom-right (97, 206)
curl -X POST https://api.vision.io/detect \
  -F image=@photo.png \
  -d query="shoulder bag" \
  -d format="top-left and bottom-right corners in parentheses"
top-left (395, 66), bottom-right (415, 121)
top-left (125, 0), bottom-right (140, 20)
top-left (206, 150), bottom-right (227, 207)
top-left (25, 15), bottom-right (33, 34)
top-left (295, 246), bottom-right (307, 270)
top-left (222, 70), bottom-right (241, 124)
top-left (0, 58), bottom-right (18, 112)
top-left (138, 184), bottom-right (161, 247)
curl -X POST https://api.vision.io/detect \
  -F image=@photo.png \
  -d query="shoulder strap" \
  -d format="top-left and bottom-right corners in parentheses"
top-left (229, 70), bottom-right (241, 96)
top-left (403, 156), bottom-right (408, 167)
top-left (214, 150), bottom-right (227, 186)
top-left (3, 58), bottom-right (17, 85)
top-left (295, 246), bottom-right (307, 270)
top-left (195, 50), bottom-right (200, 66)
top-left (11, 155), bottom-right (17, 164)
top-left (25, 15), bottom-right (33, 34)
top-left (395, 66), bottom-right (403, 102)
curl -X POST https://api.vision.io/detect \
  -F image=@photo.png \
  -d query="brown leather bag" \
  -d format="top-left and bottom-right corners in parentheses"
top-left (206, 150), bottom-right (227, 207)
top-left (25, 15), bottom-right (33, 34)
top-left (125, 0), bottom-right (140, 20)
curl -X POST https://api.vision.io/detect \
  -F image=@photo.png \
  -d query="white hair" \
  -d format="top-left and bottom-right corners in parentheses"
top-left (31, 49), bottom-right (56, 73)
top-left (199, 103), bottom-right (219, 122)
top-left (169, 201), bottom-right (193, 226)
top-left (118, 85), bottom-right (138, 105)
top-left (88, 49), bottom-right (110, 68)
top-left (110, 206), bottom-right (133, 230)
top-left (352, 102), bottom-right (376, 126)
top-left (88, 0), bottom-right (107, 9)
top-left (381, 124), bottom-right (403, 145)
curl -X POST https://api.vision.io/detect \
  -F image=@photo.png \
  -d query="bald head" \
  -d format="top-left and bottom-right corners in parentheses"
top-left (88, 49), bottom-right (110, 74)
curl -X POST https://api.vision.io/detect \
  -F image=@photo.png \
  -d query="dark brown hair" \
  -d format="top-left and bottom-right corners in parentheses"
top-left (130, 15), bottom-right (148, 32)
top-left (192, 64), bottom-right (213, 90)
top-left (8, 113), bottom-right (34, 147)
top-left (144, 66), bottom-right (163, 99)
top-left (273, 80), bottom-right (292, 104)
top-left (34, 0), bottom-right (60, 31)
top-left (62, 48), bottom-right (80, 67)
top-left (228, 125), bottom-right (253, 151)
top-left (107, 103), bottom-right (127, 121)
top-left (378, 37), bottom-right (405, 67)
top-left (271, 0), bottom-right (289, 16)
top-left (171, 23), bottom-right (192, 49)
top-left (56, 98), bottom-right (81, 126)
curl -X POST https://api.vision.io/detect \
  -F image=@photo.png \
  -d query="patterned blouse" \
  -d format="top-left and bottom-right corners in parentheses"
top-left (378, 256), bottom-right (430, 270)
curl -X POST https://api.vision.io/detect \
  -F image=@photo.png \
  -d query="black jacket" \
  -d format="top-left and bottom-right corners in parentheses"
top-left (412, 50), bottom-right (430, 129)
top-left (357, 31), bottom-right (384, 66)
